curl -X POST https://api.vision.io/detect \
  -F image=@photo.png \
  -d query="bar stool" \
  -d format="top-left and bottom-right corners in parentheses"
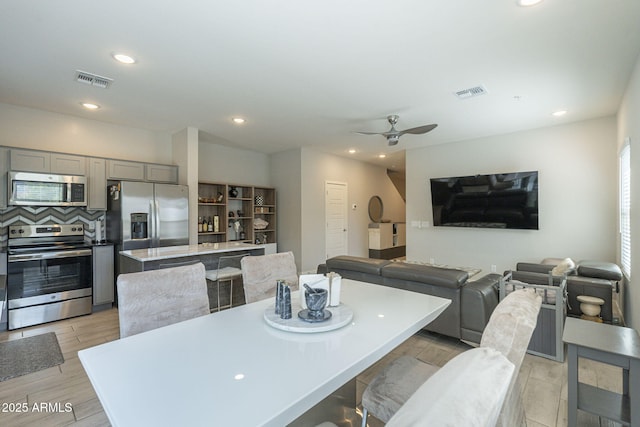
top-left (205, 254), bottom-right (246, 311)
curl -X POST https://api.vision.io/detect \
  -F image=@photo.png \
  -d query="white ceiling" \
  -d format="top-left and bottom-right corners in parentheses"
top-left (1, 1), bottom-right (640, 171)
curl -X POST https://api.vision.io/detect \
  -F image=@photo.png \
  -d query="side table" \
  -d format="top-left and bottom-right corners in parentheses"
top-left (562, 317), bottom-right (640, 426)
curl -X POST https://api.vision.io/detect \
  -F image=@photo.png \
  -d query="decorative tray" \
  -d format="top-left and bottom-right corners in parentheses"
top-left (263, 302), bottom-right (353, 333)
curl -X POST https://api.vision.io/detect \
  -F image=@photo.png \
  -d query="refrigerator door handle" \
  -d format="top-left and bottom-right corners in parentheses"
top-left (155, 199), bottom-right (161, 246)
top-left (149, 199), bottom-right (156, 247)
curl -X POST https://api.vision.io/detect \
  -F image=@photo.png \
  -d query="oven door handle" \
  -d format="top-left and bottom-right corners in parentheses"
top-left (8, 249), bottom-right (92, 262)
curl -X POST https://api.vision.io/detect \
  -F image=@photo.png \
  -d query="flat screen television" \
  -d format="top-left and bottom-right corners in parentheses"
top-left (430, 171), bottom-right (539, 230)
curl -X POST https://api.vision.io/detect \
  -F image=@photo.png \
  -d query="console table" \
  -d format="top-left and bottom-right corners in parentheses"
top-left (563, 317), bottom-right (640, 426)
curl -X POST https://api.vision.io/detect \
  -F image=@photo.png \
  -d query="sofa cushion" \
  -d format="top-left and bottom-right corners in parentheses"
top-left (577, 260), bottom-right (623, 281)
top-left (381, 262), bottom-right (468, 289)
top-left (326, 255), bottom-right (391, 275)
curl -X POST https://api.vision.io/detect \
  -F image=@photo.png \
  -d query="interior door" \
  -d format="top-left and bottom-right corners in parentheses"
top-left (325, 181), bottom-right (348, 259)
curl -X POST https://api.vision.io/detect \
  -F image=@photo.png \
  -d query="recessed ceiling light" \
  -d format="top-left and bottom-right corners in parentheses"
top-left (552, 110), bottom-right (567, 117)
top-left (232, 117), bottom-right (246, 124)
top-left (112, 53), bottom-right (136, 64)
top-left (348, 149), bottom-right (356, 154)
top-left (517, 0), bottom-right (543, 6)
top-left (81, 102), bottom-right (100, 110)
top-left (378, 154), bottom-right (386, 159)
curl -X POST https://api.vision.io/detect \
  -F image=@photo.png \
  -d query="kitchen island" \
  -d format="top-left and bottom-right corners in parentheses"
top-left (118, 242), bottom-right (265, 273)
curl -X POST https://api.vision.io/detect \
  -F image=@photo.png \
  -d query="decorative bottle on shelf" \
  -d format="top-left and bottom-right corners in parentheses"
top-left (208, 216), bottom-right (213, 232)
top-left (213, 215), bottom-right (220, 232)
top-left (198, 217), bottom-right (203, 233)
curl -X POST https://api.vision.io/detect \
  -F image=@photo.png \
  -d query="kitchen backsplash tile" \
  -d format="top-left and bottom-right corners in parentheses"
top-left (0, 207), bottom-right (105, 245)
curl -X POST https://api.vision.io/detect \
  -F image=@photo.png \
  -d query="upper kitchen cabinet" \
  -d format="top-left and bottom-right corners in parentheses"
top-left (87, 157), bottom-right (107, 210)
top-left (106, 160), bottom-right (178, 184)
top-left (10, 149), bottom-right (86, 175)
top-left (106, 160), bottom-right (145, 181)
top-left (145, 164), bottom-right (178, 183)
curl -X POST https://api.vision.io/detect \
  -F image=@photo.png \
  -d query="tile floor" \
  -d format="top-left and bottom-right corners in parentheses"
top-left (0, 309), bottom-right (626, 427)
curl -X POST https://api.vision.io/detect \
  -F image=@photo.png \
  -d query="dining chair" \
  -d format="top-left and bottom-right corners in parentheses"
top-left (117, 262), bottom-right (210, 338)
top-left (385, 347), bottom-right (515, 427)
top-left (205, 254), bottom-right (246, 311)
top-left (360, 288), bottom-right (541, 427)
top-left (240, 251), bottom-right (298, 303)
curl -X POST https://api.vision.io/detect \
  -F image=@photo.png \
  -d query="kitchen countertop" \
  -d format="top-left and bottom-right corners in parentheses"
top-left (119, 242), bottom-right (262, 262)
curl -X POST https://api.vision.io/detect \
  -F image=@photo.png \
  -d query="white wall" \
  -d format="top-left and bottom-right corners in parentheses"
top-left (198, 141), bottom-right (270, 186)
top-left (271, 149), bottom-right (303, 270)
top-left (406, 117), bottom-right (617, 276)
top-left (299, 147), bottom-right (406, 273)
top-left (0, 103), bottom-right (173, 162)
top-left (617, 52), bottom-right (640, 329)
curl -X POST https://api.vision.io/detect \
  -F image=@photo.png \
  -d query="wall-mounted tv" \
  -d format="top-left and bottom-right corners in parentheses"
top-left (430, 171), bottom-right (539, 230)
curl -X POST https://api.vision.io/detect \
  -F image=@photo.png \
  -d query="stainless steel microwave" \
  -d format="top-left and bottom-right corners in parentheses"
top-left (8, 171), bottom-right (87, 207)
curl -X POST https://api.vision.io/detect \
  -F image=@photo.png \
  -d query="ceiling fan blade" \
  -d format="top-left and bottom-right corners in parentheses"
top-left (399, 124), bottom-right (438, 135)
top-left (355, 131), bottom-right (385, 136)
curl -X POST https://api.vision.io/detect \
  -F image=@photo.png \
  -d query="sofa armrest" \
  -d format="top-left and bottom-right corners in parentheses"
top-left (460, 274), bottom-right (501, 343)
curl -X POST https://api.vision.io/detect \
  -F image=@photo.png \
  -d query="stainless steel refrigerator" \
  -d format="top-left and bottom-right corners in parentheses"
top-left (106, 180), bottom-right (189, 251)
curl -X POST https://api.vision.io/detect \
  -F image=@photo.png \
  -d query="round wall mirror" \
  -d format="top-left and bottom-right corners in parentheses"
top-left (368, 196), bottom-right (384, 222)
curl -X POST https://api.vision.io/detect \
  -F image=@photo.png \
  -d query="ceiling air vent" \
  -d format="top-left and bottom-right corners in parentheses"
top-left (455, 85), bottom-right (488, 99)
top-left (74, 70), bottom-right (113, 89)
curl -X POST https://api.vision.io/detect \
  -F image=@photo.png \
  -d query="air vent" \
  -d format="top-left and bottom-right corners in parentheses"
top-left (74, 70), bottom-right (113, 89)
top-left (455, 85), bottom-right (488, 99)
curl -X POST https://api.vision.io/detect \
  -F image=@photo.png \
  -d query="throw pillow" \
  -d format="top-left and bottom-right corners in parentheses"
top-left (551, 257), bottom-right (575, 276)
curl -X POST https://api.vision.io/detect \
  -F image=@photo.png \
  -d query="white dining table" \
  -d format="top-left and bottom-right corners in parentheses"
top-left (79, 279), bottom-right (450, 427)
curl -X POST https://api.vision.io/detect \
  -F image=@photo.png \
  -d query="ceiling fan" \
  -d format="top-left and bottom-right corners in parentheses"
top-left (356, 115), bottom-right (438, 146)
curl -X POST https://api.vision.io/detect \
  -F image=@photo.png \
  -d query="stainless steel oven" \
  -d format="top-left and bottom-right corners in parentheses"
top-left (7, 224), bottom-right (92, 329)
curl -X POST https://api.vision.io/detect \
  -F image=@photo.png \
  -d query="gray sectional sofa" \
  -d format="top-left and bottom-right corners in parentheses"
top-left (318, 256), bottom-right (502, 343)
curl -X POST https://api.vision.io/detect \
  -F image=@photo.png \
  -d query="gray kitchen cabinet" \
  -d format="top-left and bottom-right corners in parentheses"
top-left (0, 148), bottom-right (8, 209)
top-left (51, 153), bottom-right (86, 175)
top-left (145, 163), bottom-right (178, 183)
top-left (10, 149), bottom-right (50, 172)
top-left (93, 244), bottom-right (115, 307)
top-left (10, 149), bottom-right (86, 175)
top-left (107, 159), bottom-right (145, 181)
top-left (87, 157), bottom-right (107, 210)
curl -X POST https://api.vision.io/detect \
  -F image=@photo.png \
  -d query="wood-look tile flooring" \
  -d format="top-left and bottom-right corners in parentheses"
top-left (0, 309), bottom-right (624, 427)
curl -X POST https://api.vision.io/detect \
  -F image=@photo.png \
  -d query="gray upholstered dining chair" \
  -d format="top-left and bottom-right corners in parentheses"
top-left (117, 262), bottom-right (210, 338)
top-left (240, 251), bottom-right (298, 303)
top-left (360, 288), bottom-right (542, 427)
top-left (385, 347), bottom-right (515, 427)
top-left (205, 254), bottom-right (246, 311)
